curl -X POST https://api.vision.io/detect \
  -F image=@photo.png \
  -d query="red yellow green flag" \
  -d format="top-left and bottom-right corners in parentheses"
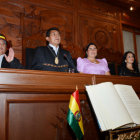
top-left (67, 89), bottom-right (84, 140)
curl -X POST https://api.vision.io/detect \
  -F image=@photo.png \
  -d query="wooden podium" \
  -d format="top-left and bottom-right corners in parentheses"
top-left (0, 68), bottom-right (140, 140)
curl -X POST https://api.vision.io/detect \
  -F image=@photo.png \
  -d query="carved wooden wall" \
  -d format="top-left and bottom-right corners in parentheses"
top-left (0, 0), bottom-right (139, 64)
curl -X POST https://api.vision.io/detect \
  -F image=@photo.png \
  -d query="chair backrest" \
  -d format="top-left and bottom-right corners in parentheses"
top-left (25, 48), bottom-right (35, 69)
top-left (108, 62), bottom-right (116, 75)
top-left (117, 64), bottom-right (121, 75)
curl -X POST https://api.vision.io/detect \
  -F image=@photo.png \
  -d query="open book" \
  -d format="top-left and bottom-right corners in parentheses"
top-left (85, 82), bottom-right (140, 131)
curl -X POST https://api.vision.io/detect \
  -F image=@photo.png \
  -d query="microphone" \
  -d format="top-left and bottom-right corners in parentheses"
top-left (64, 54), bottom-right (78, 73)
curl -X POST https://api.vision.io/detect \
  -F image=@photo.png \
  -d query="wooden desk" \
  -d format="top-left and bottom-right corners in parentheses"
top-left (0, 69), bottom-right (140, 140)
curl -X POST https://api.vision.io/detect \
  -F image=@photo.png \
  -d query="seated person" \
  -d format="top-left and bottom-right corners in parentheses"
top-left (0, 34), bottom-right (23, 69)
top-left (77, 43), bottom-right (110, 75)
top-left (119, 51), bottom-right (139, 77)
top-left (31, 27), bottom-right (77, 72)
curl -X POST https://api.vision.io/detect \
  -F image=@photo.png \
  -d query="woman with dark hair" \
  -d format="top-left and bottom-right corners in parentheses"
top-left (119, 51), bottom-right (139, 76)
top-left (77, 43), bottom-right (110, 75)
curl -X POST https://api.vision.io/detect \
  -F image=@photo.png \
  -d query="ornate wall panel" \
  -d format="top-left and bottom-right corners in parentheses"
top-left (0, 2), bottom-right (23, 61)
top-left (78, 0), bottom-right (120, 20)
top-left (78, 14), bottom-right (123, 63)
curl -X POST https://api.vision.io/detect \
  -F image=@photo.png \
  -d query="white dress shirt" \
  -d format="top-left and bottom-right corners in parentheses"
top-left (49, 44), bottom-right (59, 55)
top-left (0, 54), bottom-right (4, 68)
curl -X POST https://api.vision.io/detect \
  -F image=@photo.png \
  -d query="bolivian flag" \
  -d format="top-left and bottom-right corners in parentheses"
top-left (67, 89), bottom-right (84, 140)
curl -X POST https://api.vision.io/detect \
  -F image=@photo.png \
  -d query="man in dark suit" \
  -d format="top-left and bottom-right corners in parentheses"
top-left (31, 27), bottom-right (77, 72)
top-left (0, 34), bottom-right (23, 69)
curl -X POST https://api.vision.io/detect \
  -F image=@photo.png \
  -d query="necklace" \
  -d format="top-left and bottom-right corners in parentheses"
top-left (47, 46), bottom-right (59, 64)
top-left (88, 58), bottom-right (99, 64)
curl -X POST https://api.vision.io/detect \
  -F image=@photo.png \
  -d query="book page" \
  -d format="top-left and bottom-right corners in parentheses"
top-left (114, 84), bottom-right (140, 124)
top-left (85, 86), bottom-right (107, 131)
top-left (86, 82), bottom-right (133, 131)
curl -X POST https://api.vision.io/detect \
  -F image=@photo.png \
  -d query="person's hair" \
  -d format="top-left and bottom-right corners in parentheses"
top-left (46, 27), bottom-right (60, 37)
top-left (121, 51), bottom-right (138, 71)
top-left (0, 33), bottom-right (7, 45)
top-left (85, 43), bottom-right (97, 58)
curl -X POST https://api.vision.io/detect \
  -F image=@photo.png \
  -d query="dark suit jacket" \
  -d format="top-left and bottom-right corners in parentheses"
top-left (31, 46), bottom-right (76, 72)
top-left (1, 56), bottom-right (23, 69)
